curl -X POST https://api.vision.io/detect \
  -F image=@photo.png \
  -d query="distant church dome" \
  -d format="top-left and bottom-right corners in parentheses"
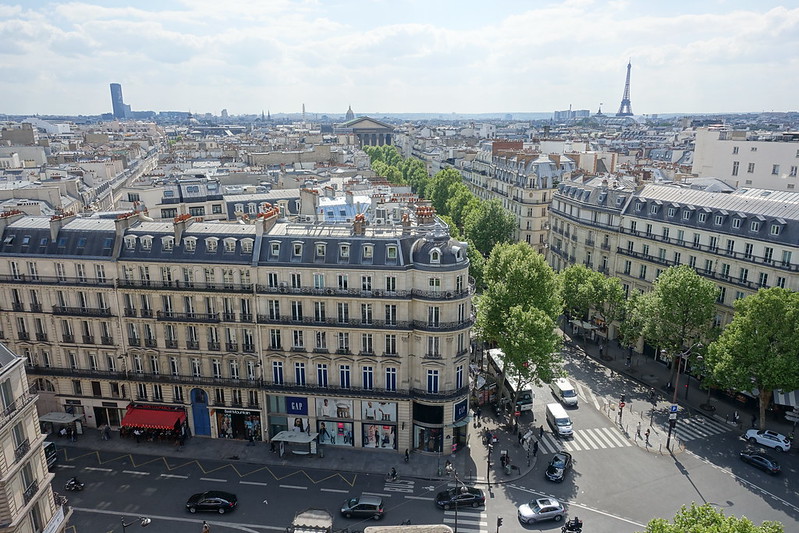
top-left (345, 105), bottom-right (355, 121)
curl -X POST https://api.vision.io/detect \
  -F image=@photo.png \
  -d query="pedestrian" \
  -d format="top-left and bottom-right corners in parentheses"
top-left (500, 454), bottom-right (507, 468)
top-left (269, 439), bottom-right (276, 453)
top-left (732, 411), bottom-right (740, 424)
top-left (599, 343), bottom-right (604, 358)
top-left (133, 428), bottom-right (141, 444)
top-left (476, 406), bottom-right (482, 419)
top-left (532, 440), bottom-right (539, 457)
top-left (645, 428), bottom-right (650, 445)
top-left (539, 425), bottom-right (544, 438)
top-left (518, 429), bottom-right (523, 444)
top-left (636, 421), bottom-right (641, 438)
top-left (104, 424), bottom-right (111, 441)
top-left (201, 520), bottom-right (210, 533)
top-left (751, 415), bottom-right (757, 428)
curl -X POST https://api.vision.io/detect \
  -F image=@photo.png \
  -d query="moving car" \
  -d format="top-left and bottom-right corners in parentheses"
top-left (434, 487), bottom-right (486, 510)
top-left (739, 447), bottom-right (780, 474)
top-left (340, 495), bottom-right (384, 520)
top-left (517, 497), bottom-right (566, 524)
top-left (545, 451), bottom-right (573, 482)
top-left (744, 429), bottom-right (791, 452)
top-left (550, 378), bottom-right (579, 407)
top-left (186, 491), bottom-right (238, 514)
top-left (546, 403), bottom-right (573, 438)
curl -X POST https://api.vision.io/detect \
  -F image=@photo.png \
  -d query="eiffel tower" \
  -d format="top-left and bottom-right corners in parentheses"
top-left (616, 61), bottom-right (633, 116)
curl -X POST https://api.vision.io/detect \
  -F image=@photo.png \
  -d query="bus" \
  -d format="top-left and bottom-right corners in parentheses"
top-left (487, 349), bottom-right (535, 412)
top-left (43, 441), bottom-right (57, 470)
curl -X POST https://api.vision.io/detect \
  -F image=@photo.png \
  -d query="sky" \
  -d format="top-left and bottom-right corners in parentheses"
top-left (1, 0), bottom-right (798, 116)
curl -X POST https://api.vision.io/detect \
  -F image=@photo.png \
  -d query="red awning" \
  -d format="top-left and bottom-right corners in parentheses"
top-left (121, 407), bottom-right (186, 430)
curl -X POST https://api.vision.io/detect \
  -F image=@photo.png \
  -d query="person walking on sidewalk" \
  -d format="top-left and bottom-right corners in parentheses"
top-left (539, 425), bottom-right (544, 438)
top-left (636, 421), bottom-right (641, 439)
top-left (645, 428), bottom-right (650, 446)
top-left (532, 440), bottom-right (539, 457)
top-left (201, 520), bottom-right (210, 533)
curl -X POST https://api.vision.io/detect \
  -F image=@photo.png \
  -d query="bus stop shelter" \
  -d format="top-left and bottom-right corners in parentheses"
top-left (271, 430), bottom-right (319, 457)
top-left (39, 412), bottom-right (84, 435)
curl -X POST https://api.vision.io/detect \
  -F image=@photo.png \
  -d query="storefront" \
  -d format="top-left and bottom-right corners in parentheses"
top-left (268, 395), bottom-right (311, 439)
top-left (451, 399), bottom-right (470, 450)
top-left (212, 408), bottom-right (262, 441)
top-left (361, 401), bottom-right (397, 449)
top-left (92, 401), bottom-right (126, 429)
top-left (315, 397), bottom-right (354, 446)
top-left (412, 402), bottom-right (444, 453)
top-left (120, 404), bottom-right (187, 441)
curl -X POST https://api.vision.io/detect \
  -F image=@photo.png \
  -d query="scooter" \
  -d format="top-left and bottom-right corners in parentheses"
top-left (64, 477), bottom-right (84, 492)
top-left (561, 517), bottom-right (583, 533)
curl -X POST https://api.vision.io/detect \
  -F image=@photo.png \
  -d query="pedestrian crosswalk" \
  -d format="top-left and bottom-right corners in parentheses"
top-left (537, 426), bottom-right (632, 453)
top-left (671, 415), bottom-right (734, 442)
top-left (443, 508), bottom-right (487, 533)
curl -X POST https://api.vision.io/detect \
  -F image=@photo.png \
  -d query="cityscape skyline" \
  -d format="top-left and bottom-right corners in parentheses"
top-left (1, 1), bottom-right (798, 116)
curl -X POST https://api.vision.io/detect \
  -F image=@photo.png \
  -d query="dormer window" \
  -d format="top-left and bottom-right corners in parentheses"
top-left (453, 246), bottom-right (463, 261)
top-left (162, 236), bottom-right (174, 251)
top-left (124, 236), bottom-right (137, 250)
top-left (635, 202), bottom-right (643, 212)
top-left (241, 238), bottom-right (254, 254)
top-left (340, 244), bottom-right (350, 258)
top-left (293, 242), bottom-right (303, 256)
top-left (223, 238), bottom-right (237, 253)
top-left (698, 212), bottom-right (707, 223)
top-left (387, 246), bottom-right (398, 260)
top-left (270, 242), bottom-right (280, 256)
top-left (184, 237), bottom-right (197, 252)
top-left (667, 208), bottom-right (676, 217)
top-left (714, 215), bottom-right (724, 226)
top-left (770, 224), bottom-right (782, 236)
top-left (363, 245), bottom-right (374, 259)
top-left (649, 205), bottom-right (658, 214)
top-left (206, 237), bottom-right (218, 252)
top-left (315, 243), bottom-right (326, 257)
top-left (141, 236), bottom-right (152, 251)
top-left (732, 218), bottom-right (742, 229)
top-left (750, 221), bottom-right (761, 232)
top-left (430, 248), bottom-right (441, 264)
top-left (682, 210), bottom-right (691, 220)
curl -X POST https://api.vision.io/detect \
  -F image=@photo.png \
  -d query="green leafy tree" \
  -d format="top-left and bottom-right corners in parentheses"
top-left (617, 291), bottom-right (652, 351)
top-left (643, 503), bottom-right (783, 533)
top-left (425, 168), bottom-right (462, 214)
top-left (559, 264), bottom-right (595, 320)
top-left (643, 266), bottom-right (718, 391)
top-left (704, 288), bottom-right (799, 430)
top-left (445, 184), bottom-right (478, 228)
top-left (463, 199), bottom-right (517, 257)
top-left (467, 240), bottom-right (485, 292)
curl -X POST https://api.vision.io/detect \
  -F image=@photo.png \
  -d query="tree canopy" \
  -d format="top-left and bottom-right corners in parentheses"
top-left (643, 503), bottom-right (783, 533)
top-left (705, 287), bottom-right (799, 430)
top-left (642, 265), bottom-right (718, 387)
top-left (425, 168), bottom-right (462, 214)
top-left (463, 199), bottom-right (517, 257)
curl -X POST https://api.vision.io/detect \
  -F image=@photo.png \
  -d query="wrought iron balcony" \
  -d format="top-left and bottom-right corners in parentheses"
top-left (62, 334), bottom-right (75, 343)
top-left (140, 309), bottom-right (154, 318)
top-left (186, 340), bottom-right (200, 350)
top-left (0, 388), bottom-right (36, 430)
top-left (144, 338), bottom-right (157, 348)
top-left (30, 303), bottom-right (43, 312)
top-left (165, 339), bottom-right (178, 348)
top-left (12, 302), bottom-right (24, 311)
top-left (23, 480), bottom-right (38, 505)
top-left (222, 313), bottom-right (237, 322)
top-left (14, 438), bottom-right (30, 461)
top-left (18, 332), bottom-right (30, 341)
top-left (82, 335), bottom-right (95, 344)
top-left (156, 311), bottom-right (220, 323)
top-left (128, 336), bottom-right (140, 346)
top-left (226, 342), bottom-right (238, 352)
top-left (208, 342), bottom-right (221, 351)
top-left (53, 306), bottom-right (112, 317)
top-left (36, 333), bottom-right (48, 342)
top-left (124, 308), bottom-right (137, 317)
top-left (242, 344), bottom-right (255, 353)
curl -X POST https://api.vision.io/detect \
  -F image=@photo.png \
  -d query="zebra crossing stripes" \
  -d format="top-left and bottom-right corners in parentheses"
top-left (672, 416), bottom-right (734, 441)
top-left (443, 508), bottom-right (487, 533)
top-left (538, 426), bottom-right (631, 453)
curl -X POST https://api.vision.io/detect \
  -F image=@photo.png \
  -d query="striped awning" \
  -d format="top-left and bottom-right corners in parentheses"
top-left (773, 389), bottom-right (799, 408)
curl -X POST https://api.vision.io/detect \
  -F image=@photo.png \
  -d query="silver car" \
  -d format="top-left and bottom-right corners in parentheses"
top-left (518, 497), bottom-right (566, 524)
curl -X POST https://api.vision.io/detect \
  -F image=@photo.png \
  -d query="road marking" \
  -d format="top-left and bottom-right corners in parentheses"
top-left (240, 481), bottom-right (269, 487)
top-left (160, 474), bottom-right (189, 479)
top-left (279, 484), bottom-right (307, 490)
top-left (362, 491), bottom-right (391, 497)
top-left (200, 477), bottom-right (226, 482)
top-left (321, 488), bottom-right (349, 493)
top-left (57, 464), bottom-right (76, 469)
top-left (122, 470), bottom-right (149, 475)
top-left (404, 495), bottom-right (430, 500)
top-left (84, 467), bottom-right (112, 472)
top-left (72, 507), bottom-right (285, 531)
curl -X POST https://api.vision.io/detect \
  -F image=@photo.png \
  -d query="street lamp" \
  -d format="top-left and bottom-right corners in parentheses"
top-left (445, 461), bottom-right (468, 533)
top-left (120, 517), bottom-right (151, 532)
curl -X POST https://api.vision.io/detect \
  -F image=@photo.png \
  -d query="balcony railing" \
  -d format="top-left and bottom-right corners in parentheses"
top-left (0, 273), bottom-right (113, 287)
top-left (156, 311), bottom-right (220, 323)
top-left (118, 279), bottom-right (255, 293)
top-left (62, 334), bottom-right (74, 343)
top-left (30, 303), bottom-right (42, 312)
top-left (23, 480), bottom-right (39, 505)
top-left (12, 302), bottom-right (25, 311)
top-left (186, 341), bottom-right (200, 350)
top-left (14, 438), bottom-right (30, 461)
top-left (0, 388), bottom-right (36, 430)
top-left (208, 342), bottom-right (221, 351)
top-left (102, 336), bottom-right (115, 346)
top-left (165, 339), bottom-right (178, 349)
top-left (144, 338), bottom-right (157, 348)
top-left (128, 336), bottom-right (140, 346)
top-left (124, 308), bottom-right (137, 317)
top-left (36, 333), bottom-right (48, 342)
top-left (53, 306), bottom-right (112, 317)
top-left (226, 342), bottom-right (238, 352)
top-left (243, 344), bottom-right (255, 353)
top-left (82, 335), bottom-right (95, 344)
top-left (222, 313), bottom-right (237, 322)
top-left (140, 309), bottom-right (154, 318)
top-left (18, 332), bottom-right (30, 341)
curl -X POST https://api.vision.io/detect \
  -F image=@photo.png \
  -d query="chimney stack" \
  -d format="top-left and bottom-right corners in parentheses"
top-left (415, 206), bottom-right (435, 225)
top-left (256, 205), bottom-right (280, 237)
top-left (49, 212), bottom-right (78, 242)
top-left (0, 210), bottom-right (25, 235)
top-left (173, 213), bottom-right (193, 242)
top-left (353, 213), bottom-right (366, 236)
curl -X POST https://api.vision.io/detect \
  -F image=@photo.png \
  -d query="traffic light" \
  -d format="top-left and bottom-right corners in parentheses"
top-left (497, 517), bottom-right (503, 527)
top-left (620, 394), bottom-right (626, 403)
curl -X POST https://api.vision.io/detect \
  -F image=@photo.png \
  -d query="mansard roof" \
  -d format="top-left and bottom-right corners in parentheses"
top-left (0, 216), bottom-right (117, 258)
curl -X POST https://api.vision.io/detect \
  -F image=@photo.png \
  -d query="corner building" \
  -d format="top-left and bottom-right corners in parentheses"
top-left (0, 206), bottom-right (473, 455)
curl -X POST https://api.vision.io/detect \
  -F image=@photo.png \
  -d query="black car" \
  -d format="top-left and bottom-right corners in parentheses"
top-left (434, 487), bottom-right (486, 510)
top-left (740, 448), bottom-right (780, 474)
top-left (544, 451), bottom-right (573, 482)
top-left (186, 491), bottom-right (238, 514)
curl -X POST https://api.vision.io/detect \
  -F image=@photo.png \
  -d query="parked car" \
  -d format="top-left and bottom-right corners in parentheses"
top-left (435, 487), bottom-right (486, 510)
top-left (340, 495), bottom-right (384, 520)
top-left (744, 429), bottom-right (791, 452)
top-left (186, 491), bottom-right (238, 514)
top-left (740, 447), bottom-right (781, 474)
top-left (517, 497), bottom-right (566, 524)
top-left (545, 451), bottom-right (573, 482)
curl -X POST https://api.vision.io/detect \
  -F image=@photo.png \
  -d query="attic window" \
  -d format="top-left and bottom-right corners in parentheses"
top-left (363, 245), bottom-right (374, 259)
top-left (124, 236), bottom-right (136, 250)
top-left (430, 248), bottom-right (441, 264)
top-left (667, 208), bottom-right (676, 217)
top-left (293, 242), bottom-right (303, 256)
top-left (162, 236), bottom-right (174, 251)
top-left (103, 238), bottom-right (113, 249)
top-left (682, 210), bottom-right (691, 220)
top-left (57, 237), bottom-right (66, 247)
top-left (387, 246), bottom-right (398, 260)
top-left (224, 238), bottom-right (237, 253)
top-left (340, 244), bottom-right (350, 258)
top-left (39, 238), bottom-right (48, 246)
top-left (270, 242), bottom-right (280, 256)
top-left (635, 203), bottom-right (643, 212)
top-left (21, 235), bottom-right (30, 245)
top-left (453, 245), bottom-right (463, 261)
top-left (77, 238), bottom-right (87, 248)
top-left (140, 237), bottom-right (152, 250)
top-left (2, 236), bottom-right (13, 245)
top-left (206, 237), bottom-right (218, 252)
top-left (241, 239), bottom-right (254, 254)
top-left (184, 237), bottom-right (197, 252)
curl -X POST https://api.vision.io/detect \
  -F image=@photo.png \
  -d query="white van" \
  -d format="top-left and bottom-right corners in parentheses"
top-left (550, 378), bottom-right (578, 407)
top-left (546, 403), bottom-right (573, 438)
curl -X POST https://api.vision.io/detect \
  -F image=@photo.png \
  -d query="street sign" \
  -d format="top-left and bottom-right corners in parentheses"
top-left (670, 404), bottom-right (678, 413)
top-left (669, 412), bottom-right (677, 420)
top-left (619, 402), bottom-right (626, 409)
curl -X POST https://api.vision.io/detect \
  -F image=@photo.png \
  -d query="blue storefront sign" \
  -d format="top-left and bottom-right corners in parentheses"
top-left (453, 399), bottom-right (468, 421)
top-left (286, 396), bottom-right (308, 415)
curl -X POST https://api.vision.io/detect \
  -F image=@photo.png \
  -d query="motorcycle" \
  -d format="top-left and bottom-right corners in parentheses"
top-left (561, 517), bottom-right (583, 533)
top-left (64, 477), bottom-right (84, 492)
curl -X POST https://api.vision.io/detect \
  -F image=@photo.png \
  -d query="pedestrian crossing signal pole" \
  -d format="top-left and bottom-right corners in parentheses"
top-left (496, 517), bottom-right (503, 533)
top-left (666, 405), bottom-right (678, 450)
